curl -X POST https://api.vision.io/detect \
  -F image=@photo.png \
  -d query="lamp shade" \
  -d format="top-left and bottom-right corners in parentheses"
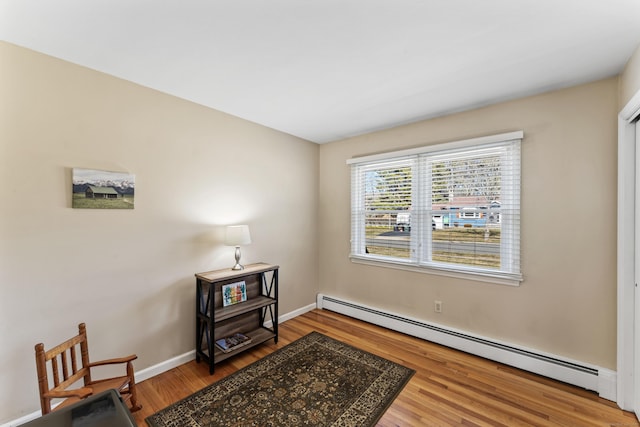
top-left (225, 225), bottom-right (252, 246)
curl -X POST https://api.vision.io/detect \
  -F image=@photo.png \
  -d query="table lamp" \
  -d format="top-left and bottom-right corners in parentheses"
top-left (225, 225), bottom-right (252, 270)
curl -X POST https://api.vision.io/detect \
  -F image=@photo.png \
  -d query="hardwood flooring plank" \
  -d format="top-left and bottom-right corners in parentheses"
top-left (132, 309), bottom-right (638, 427)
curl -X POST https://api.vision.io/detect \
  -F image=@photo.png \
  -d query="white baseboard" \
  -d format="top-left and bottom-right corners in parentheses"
top-left (264, 302), bottom-right (316, 328)
top-left (0, 412), bottom-right (40, 427)
top-left (4, 303), bottom-right (317, 427)
top-left (316, 293), bottom-right (617, 402)
top-left (136, 350), bottom-right (196, 383)
top-left (136, 301), bottom-right (316, 379)
top-left (599, 368), bottom-right (618, 402)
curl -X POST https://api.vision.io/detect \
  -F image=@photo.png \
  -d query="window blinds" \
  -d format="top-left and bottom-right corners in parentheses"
top-left (349, 132), bottom-right (522, 283)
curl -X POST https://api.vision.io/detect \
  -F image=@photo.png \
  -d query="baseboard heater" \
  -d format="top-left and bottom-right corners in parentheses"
top-left (316, 294), bottom-right (616, 401)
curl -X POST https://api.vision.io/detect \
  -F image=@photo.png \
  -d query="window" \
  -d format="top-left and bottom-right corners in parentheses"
top-left (349, 131), bottom-right (522, 285)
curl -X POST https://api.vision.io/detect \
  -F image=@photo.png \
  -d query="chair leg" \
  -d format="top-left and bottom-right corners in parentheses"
top-left (126, 362), bottom-right (142, 412)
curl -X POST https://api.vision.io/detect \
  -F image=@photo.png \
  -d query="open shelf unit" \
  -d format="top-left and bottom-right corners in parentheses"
top-left (195, 263), bottom-right (278, 374)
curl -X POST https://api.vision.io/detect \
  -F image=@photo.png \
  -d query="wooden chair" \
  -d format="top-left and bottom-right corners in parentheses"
top-left (34, 322), bottom-right (141, 415)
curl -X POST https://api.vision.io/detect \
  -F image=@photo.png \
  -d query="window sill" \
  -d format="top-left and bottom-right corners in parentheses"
top-left (349, 255), bottom-right (523, 286)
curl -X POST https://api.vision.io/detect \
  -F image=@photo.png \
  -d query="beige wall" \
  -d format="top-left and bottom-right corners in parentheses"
top-left (620, 44), bottom-right (640, 108)
top-left (0, 41), bottom-right (319, 422)
top-left (319, 78), bottom-right (618, 369)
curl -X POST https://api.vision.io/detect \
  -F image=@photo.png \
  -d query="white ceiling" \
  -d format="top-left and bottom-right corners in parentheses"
top-left (2, 1), bottom-right (640, 143)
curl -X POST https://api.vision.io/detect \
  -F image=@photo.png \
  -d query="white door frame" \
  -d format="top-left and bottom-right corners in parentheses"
top-left (618, 89), bottom-right (640, 412)
top-left (636, 115), bottom-right (640, 415)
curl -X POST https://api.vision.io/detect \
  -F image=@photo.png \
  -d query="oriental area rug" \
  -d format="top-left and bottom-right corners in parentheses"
top-left (146, 331), bottom-right (414, 427)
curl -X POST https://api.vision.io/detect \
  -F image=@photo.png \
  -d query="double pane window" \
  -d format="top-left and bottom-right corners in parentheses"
top-left (349, 132), bottom-right (522, 284)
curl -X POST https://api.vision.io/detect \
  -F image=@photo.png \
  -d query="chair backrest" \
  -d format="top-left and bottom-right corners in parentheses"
top-left (34, 323), bottom-right (92, 414)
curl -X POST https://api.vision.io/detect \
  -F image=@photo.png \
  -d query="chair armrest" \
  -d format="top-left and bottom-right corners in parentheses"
top-left (87, 354), bottom-right (137, 367)
top-left (44, 387), bottom-right (93, 399)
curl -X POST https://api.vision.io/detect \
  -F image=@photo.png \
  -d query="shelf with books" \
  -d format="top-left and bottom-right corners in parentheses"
top-left (195, 263), bottom-right (279, 374)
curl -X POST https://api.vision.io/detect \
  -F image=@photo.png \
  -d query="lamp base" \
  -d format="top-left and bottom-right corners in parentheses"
top-left (231, 246), bottom-right (244, 270)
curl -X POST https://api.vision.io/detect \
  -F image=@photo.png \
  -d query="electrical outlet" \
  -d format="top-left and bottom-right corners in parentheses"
top-left (434, 300), bottom-right (442, 313)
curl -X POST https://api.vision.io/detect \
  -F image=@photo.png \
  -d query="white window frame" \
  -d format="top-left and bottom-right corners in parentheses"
top-left (348, 131), bottom-right (523, 286)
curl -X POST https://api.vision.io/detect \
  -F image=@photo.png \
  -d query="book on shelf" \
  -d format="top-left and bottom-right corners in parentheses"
top-left (215, 333), bottom-right (252, 353)
top-left (221, 280), bottom-right (247, 307)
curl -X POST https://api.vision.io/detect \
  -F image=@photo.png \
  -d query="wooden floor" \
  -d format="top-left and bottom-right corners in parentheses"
top-left (133, 309), bottom-right (639, 426)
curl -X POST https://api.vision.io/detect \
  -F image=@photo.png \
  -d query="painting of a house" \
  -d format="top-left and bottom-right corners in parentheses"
top-left (72, 168), bottom-right (135, 209)
top-left (85, 185), bottom-right (120, 199)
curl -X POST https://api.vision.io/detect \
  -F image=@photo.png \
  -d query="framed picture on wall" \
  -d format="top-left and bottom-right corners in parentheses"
top-left (72, 168), bottom-right (135, 209)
